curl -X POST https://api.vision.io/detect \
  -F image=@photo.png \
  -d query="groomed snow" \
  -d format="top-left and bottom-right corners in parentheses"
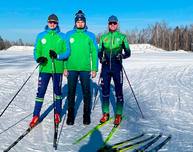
top-left (0, 45), bottom-right (193, 152)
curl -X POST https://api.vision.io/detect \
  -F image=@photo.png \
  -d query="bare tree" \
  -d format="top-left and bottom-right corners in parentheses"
top-left (0, 36), bottom-right (5, 50)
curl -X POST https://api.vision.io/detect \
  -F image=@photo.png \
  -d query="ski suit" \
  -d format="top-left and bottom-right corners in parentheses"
top-left (61, 27), bottom-right (98, 122)
top-left (98, 30), bottom-right (131, 115)
top-left (33, 25), bottom-right (70, 116)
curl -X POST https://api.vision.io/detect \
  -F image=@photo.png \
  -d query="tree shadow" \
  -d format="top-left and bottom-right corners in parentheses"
top-left (91, 80), bottom-right (99, 109)
top-left (60, 83), bottom-right (68, 118)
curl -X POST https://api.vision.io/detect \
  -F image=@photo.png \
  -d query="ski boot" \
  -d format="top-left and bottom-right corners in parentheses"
top-left (66, 108), bottom-right (75, 125)
top-left (100, 113), bottom-right (109, 123)
top-left (29, 116), bottom-right (39, 128)
top-left (114, 114), bottom-right (122, 126)
top-left (54, 113), bottom-right (61, 125)
top-left (83, 114), bottom-right (91, 125)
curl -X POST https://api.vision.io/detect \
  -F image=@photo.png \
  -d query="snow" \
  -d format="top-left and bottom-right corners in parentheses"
top-left (6, 46), bottom-right (34, 52)
top-left (130, 44), bottom-right (165, 53)
top-left (1, 45), bottom-right (193, 151)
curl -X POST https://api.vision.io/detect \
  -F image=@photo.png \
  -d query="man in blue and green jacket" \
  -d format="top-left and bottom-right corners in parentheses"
top-left (29, 14), bottom-right (70, 128)
top-left (60, 10), bottom-right (98, 125)
top-left (98, 15), bottom-right (131, 126)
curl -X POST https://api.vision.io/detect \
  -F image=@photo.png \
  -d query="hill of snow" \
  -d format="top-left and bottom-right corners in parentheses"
top-left (6, 46), bottom-right (34, 51)
top-left (130, 44), bottom-right (165, 53)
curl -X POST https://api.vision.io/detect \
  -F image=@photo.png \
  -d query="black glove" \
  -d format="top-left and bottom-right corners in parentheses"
top-left (100, 57), bottom-right (107, 64)
top-left (49, 50), bottom-right (57, 59)
top-left (37, 57), bottom-right (48, 64)
top-left (99, 42), bottom-right (109, 64)
top-left (121, 41), bottom-right (131, 58)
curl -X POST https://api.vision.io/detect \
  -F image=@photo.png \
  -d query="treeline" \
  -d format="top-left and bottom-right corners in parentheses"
top-left (97, 22), bottom-right (193, 51)
top-left (0, 36), bottom-right (33, 50)
top-left (1, 22), bottom-right (193, 51)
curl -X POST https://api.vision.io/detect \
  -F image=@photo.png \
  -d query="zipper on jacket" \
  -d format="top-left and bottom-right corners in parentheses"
top-left (110, 32), bottom-right (113, 70)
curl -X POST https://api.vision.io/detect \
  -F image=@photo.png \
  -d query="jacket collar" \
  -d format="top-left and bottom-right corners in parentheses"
top-left (73, 25), bottom-right (88, 32)
top-left (45, 25), bottom-right (60, 33)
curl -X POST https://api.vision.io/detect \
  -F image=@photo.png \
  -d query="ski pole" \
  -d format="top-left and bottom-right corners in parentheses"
top-left (0, 64), bottom-right (40, 118)
top-left (92, 47), bottom-right (105, 111)
top-left (122, 65), bottom-right (145, 119)
top-left (51, 57), bottom-right (59, 150)
top-left (92, 69), bottom-right (102, 110)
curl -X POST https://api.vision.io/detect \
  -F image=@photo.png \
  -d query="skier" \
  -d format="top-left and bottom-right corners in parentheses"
top-left (98, 15), bottom-right (131, 126)
top-left (62, 10), bottom-right (98, 125)
top-left (29, 14), bottom-right (70, 128)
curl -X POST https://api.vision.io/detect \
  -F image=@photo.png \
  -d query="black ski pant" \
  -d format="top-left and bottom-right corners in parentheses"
top-left (67, 71), bottom-right (91, 116)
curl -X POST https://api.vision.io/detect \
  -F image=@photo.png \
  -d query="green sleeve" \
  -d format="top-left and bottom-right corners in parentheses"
top-left (123, 35), bottom-right (130, 49)
top-left (98, 36), bottom-right (103, 52)
top-left (90, 39), bottom-right (98, 72)
top-left (122, 35), bottom-right (131, 58)
top-left (98, 36), bottom-right (104, 60)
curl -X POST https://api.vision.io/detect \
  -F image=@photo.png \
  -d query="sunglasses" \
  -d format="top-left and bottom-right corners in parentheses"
top-left (109, 22), bottom-right (117, 25)
top-left (48, 21), bottom-right (58, 24)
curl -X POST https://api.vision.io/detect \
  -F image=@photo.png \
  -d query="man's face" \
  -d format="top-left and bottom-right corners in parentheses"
top-left (76, 20), bottom-right (85, 29)
top-left (108, 22), bottom-right (118, 32)
top-left (48, 21), bottom-right (58, 29)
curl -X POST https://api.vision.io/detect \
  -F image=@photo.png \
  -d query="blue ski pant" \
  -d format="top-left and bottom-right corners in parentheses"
top-left (33, 73), bottom-right (63, 116)
top-left (101, 62), bottom-right (124, 115)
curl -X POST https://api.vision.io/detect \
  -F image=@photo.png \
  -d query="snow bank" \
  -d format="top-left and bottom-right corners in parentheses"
top-left (130, 44), bottom-right (165, 53)
top-left (6, 46), bottom-right (34, 51)
top-left (4, 44), bottom-right (189, 54)
top-left (6, 44), bottom-right (163, 53)
top-left (130, 44), bottom-right (189, 53)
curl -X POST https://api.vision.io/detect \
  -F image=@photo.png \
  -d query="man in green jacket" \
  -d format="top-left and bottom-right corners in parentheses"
top-left (98, 15), bottom-right (131, 126)
top-left (29, 14), bottom-right (70, 128)
top-left (61, 10), bottom-right (98, 125)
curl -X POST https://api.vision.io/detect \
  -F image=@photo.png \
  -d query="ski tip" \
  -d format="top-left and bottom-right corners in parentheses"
top-left (167, 134), bottom-right (172, 139)
top-left (159, 132), bottom-right (163, 136)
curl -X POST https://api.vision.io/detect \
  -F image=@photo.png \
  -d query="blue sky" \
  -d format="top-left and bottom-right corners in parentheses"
top-left (0, 0), bottom-right (193, 43)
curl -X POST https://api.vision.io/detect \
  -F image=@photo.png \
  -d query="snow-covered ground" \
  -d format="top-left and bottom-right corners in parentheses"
top-left (0, 45), bottom-right (193, 152)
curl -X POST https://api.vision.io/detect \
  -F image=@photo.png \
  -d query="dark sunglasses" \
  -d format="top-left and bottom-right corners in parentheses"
top-left (48, 21), bottom-right (58, 24)
top-left (109, 22), bottom-right (117, 25)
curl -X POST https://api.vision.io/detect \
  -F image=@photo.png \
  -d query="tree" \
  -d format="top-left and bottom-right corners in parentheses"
top-left (0, 36), bottom-right (5, 50)
top-left (17, 38), bottom-right (24, 46)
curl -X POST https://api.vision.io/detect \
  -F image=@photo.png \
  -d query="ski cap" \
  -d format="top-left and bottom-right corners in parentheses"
top-left (108, 15), bottom-right (118, 23)
top-left (48, 14), bottom-right (58, 23)
top-left (75, 10), bottom-right (86, 23)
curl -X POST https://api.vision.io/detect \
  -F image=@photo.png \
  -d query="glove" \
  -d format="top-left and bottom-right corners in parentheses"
top-left (100, 58), bottom-right (106, 64)
top-left (116, 53), bottom-right (123, 60)
top-left (49, 50), bottom-right (57, 59)
top-left (37, 57), bottom-right (48, 64)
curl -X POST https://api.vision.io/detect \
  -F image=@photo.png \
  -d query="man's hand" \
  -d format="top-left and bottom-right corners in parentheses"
top-left (116, 53), bottom-right (123, 60)
top-left (91, 71), bottom-right (97, 78)
top-left (63, 70), bottom-right (68, 77)
top-left (100, 57), bottom-right (106, 64)
top-left (49, 50), bottom-right (57, 59)
top-left (36, 57), bottom-right (48, 64)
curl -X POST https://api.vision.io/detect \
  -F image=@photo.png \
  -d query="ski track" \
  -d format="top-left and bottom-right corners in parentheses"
top-left (0, 50), bottom-right (193, 151)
